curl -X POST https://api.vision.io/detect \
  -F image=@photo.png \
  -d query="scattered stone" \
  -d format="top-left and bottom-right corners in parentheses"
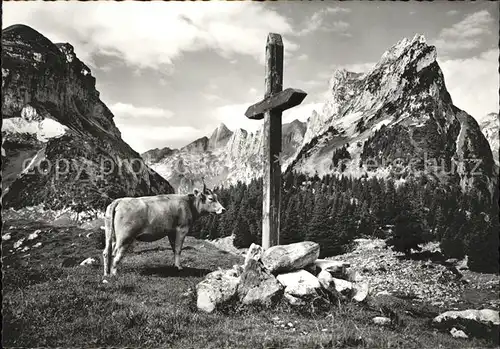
top-left (317, 270), bottom-right (353, 297)
top-left (243, 243), bottom-right (263, 268)
top-left (21, 246), bottom-right (30, 252)
top-left (352, 282), bottom-right (370, 302)
top-left (450, 327), bottom-right (468, 339)
top-left (2, 234), bottom-right (12, 241)
top-left (346, 269), bottom-right (363, 282)
top-left (80, 257), bottom-right (98, 266)
top-left (196, 268), bottom-right (240, 313)
top-left (314, 259), bottom-right (350, 277)
top-left (32, 242), bottom-right (42, 248)
top-left (86, 232), bottom-right (94, 238)
top-left (262, 241), bottom-right (320, 274)
top-left (27, 232), bottom-right (39, 240)
top-left (102, 279), bottom-right (109, 284)
top-left (433, 309), bottom-right (499, 338)
top-left (457, 256), bottom-right (469, 271)
top-left (237, 259), bottom-right (283, 306)
top-left (276, 269), bottom-right (321, 298)
top-left (284, 293), bottom-right (305, 306)
top-left (372, 316), bottom-right (391, 326)
top-left (14, 238), bottom-right (25, 249)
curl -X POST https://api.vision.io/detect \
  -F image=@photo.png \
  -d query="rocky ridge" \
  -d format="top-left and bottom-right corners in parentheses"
top-left (143, 120), bottom-right (307, 193)
top-left (1, 24), bottom-right (174, 211)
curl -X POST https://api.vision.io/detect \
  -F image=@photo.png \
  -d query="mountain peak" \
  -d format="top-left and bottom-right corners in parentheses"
top-left (209, 123), bottom-right (233, 149)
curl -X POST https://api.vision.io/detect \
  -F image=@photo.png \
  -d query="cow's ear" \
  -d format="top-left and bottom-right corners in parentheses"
top-left (193, 188), bottom-right (200, 196)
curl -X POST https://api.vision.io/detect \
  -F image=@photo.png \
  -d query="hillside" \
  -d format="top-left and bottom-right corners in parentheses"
top-left (1, 24), bottom-right (174, 211)
top-left (2, 218), bottom-right (498, 348)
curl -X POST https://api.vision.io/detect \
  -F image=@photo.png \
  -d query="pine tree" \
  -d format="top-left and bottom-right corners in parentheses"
top-left (306, 195), bottom-right (333, 257)
top-left (233, 217), bottom-right (254, 248)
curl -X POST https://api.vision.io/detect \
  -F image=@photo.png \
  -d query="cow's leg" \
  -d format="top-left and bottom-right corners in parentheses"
top-left (167, 230), bottom-right (176, 252)
top-left (110, 238), bottom-right (134, 276)
top-left (174, 226), bottom-right (189, 271)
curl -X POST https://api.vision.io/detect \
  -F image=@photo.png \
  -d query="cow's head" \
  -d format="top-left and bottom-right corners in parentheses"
top-left (193, 183), bottom-right (226, 215)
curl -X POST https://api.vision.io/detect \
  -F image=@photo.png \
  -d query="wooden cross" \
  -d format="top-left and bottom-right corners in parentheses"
top-left (245, 33), bottom-right (307, 250)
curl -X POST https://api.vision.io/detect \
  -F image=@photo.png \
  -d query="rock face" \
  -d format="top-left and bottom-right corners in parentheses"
top-left (142, 120), bottom-right (307, 193)
top-left (143, 34), bottom-right (496, 199)
top-left (237, 259), bottom-right (283, 306)
top-left (478, 112), bottom-right (499, 166)
top-left (1, 24), bottom-right (174, 211)
top-left (433, 309), bottom-right (499, 339)
top-left (289, 34), bottom-right (496, 198)
top-left (261, 241), bottom-right (320, 274)
top-left (196, 268), bottom-right (240, 313)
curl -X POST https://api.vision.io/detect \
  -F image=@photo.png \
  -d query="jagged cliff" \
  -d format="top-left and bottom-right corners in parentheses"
top-left (143, 120), bottom-right (307, 193)
top-left (1, 24), bottom-right (174, 211)
top-left (290, 34), bottom-right (496, 197)
top-left (144, 34), bottom-right (495, 198)
top-left (478, 112), bottom-right (499, 166)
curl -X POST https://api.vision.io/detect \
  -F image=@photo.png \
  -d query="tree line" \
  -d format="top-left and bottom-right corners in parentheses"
top-left (193, 171), bottom-right (499, 273)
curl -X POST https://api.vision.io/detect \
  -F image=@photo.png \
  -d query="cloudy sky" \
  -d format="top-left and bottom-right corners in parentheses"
top-left (3, 1), bottom-right (498, 152)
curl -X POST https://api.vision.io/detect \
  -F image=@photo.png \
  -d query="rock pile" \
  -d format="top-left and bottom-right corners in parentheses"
top-left (196, 241), bottom-right (370, 313)
top-left (433, 308), bottom-right (499, 340)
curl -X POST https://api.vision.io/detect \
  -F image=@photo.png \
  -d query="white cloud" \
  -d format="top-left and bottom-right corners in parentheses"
top-left (118, 125), bottom-right (207, 153)
top-left (296, 6), bottom-right (351, 36)
top-left (202, 93), bottom-right (223, 103)
top-left (213, 103), bottom-right (261, 133)
top-left (434, 10), bottom-right (493, 53)
top-left (3, 2), bottom-right (297, 69)
top-left (213, 100), bottom-right (323, 134)
top-left (109, 103), bottom-right (174, 120)
top-left (438, 49), bottom-right (499, 120)
top-left (297, 54), bottom-right (309, 61)
top-left (447, 10), bottom-right (459, 16)
top-left (283, 102), bottom-right (323, 124)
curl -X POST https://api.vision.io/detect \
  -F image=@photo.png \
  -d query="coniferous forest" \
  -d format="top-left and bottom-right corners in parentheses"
top-left (194, 171), bottom-right (499, 273)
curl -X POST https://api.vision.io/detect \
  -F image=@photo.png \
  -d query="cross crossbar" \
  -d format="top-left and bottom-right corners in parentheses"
top-left (245, 88), bottom-right (307, 120)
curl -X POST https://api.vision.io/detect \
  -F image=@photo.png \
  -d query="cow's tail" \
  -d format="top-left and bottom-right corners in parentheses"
top-left (103, 199), bottom-right (120, 276)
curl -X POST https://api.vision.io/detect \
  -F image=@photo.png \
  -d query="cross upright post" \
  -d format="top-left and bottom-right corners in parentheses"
top-left (245, 33), bottom-right (307, 250)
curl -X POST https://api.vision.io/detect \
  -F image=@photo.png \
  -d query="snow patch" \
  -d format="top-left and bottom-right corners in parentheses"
top-left (3, 116), bottom-right (68, 142)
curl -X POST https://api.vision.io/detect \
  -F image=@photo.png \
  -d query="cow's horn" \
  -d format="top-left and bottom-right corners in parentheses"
top-left (202, 177), bottom-right (207, 192)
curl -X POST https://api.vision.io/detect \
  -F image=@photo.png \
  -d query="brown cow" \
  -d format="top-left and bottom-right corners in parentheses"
top-left (103, 185), bottom-right (225, 276)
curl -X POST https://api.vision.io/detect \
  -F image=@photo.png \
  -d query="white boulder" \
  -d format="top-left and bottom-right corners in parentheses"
top-left (352, 282), bottom-right (370, 302)
top-left (433, 309), bottom-right (499, 326)
top-left (317, 270), bottom-right (353, 297)
top-left (314, 259), bottom-right (350, 275)
top-left (237, 259), bottom-right (282, 306)
top-left (276, 269), bottom-right (321, 298)
top-left (196, 268), bottom-right (240, 313)
top-left (2, 234), bottom-right (12, 241)
top-left (80, 257), bottom-right (98, 266)
top-left (14, 238), bottom-right (25, 249)
top-left (262, 241), bottom-right (320, 273)
top-left (372, 316), bottom-right (391, 326)
top-left (450, 328), bottom-right (468, 339)
top-left (244, 243), bottom-right (263, 268)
